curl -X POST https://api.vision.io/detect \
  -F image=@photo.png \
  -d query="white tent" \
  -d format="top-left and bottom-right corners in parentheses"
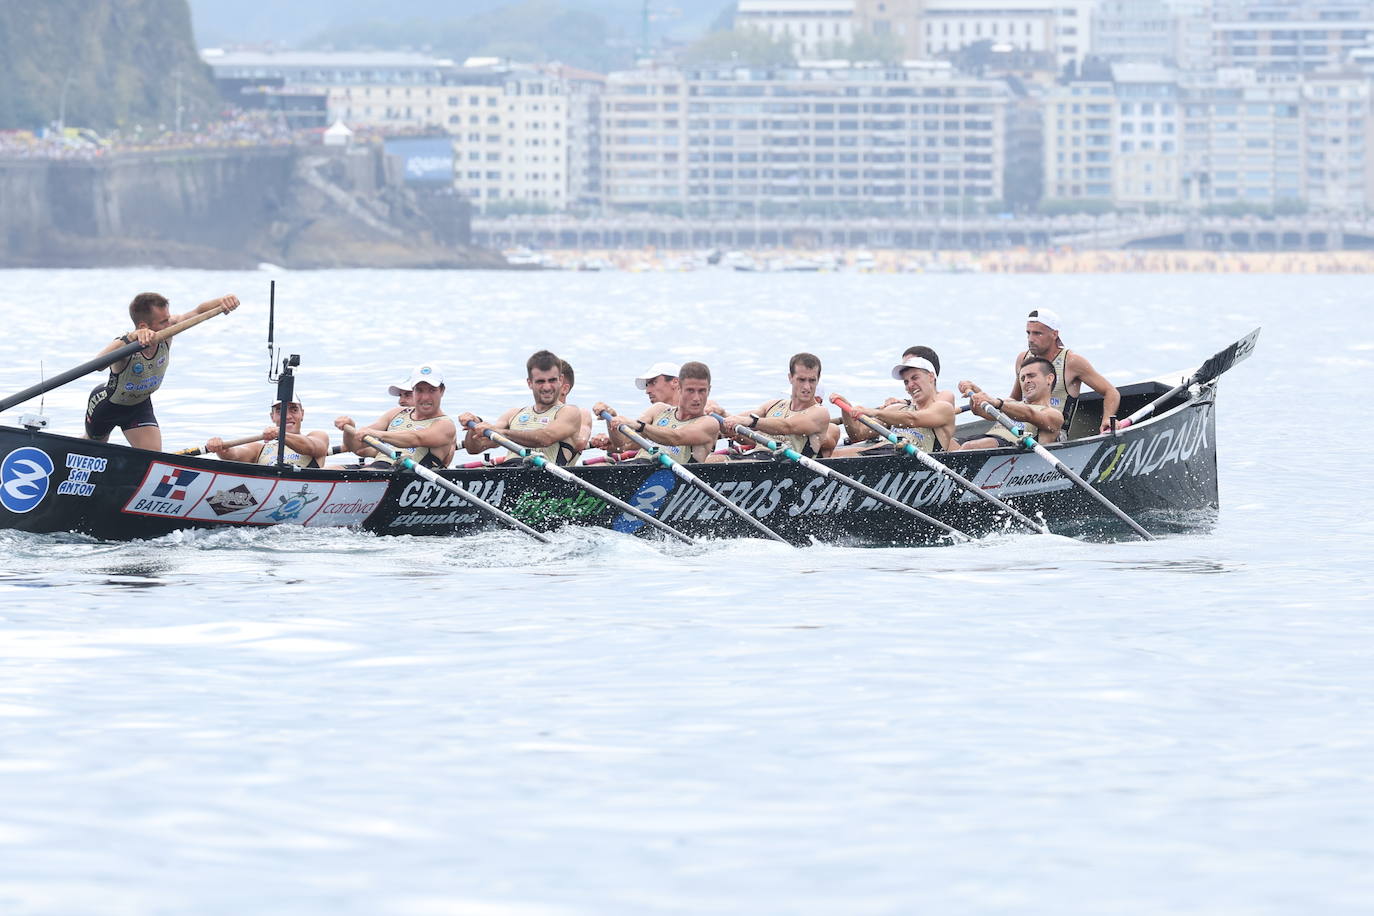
top-left (323, 120), bottom-right (353, 147)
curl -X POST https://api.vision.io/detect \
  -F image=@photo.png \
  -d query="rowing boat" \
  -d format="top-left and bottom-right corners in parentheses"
top-left (0, 376), bottom-right (1218, 545)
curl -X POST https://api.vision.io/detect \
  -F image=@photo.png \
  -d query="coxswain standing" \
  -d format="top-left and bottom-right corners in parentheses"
top-left (335, 363), bottom-right (456, 469)
top-left (460, 350), bottom-right (584, 466)
top-left (713, 353), bottom-right (829, 461)
top-left (1010, 308), bottom-right (1119, 434)
top-left (207, 397), bottom-right (330, 468)
top-left (593, 361), bottom-right (721, 464)
top-left (84, 292), bottom-right (240, 451)
top-left (958, 356), bottom-right (1065, 449)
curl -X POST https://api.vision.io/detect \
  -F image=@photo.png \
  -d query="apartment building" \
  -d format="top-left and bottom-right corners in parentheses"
top-left (1301, 70), bottom-right (1373, 209)
top-left (735, 0), bottom-right (857, 57)
top-left (1114, 64), bottom-right (1183, 204)
top-left (1043, 81), bottom-right (1117, 201)
top-left (602, 63), bottom-right (1008, 214)
top-left (852, 0), bottom-right (1095, 70)
top-left (1212, 0), bottom-right (1374, 73)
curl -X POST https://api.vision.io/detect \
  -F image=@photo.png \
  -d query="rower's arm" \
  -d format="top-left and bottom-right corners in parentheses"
top-left (871, 401), bottom-right (952, 429)
top-left (464, 408), bottom-right (517, 453)
top-left (284, 430), bottom-right (330, 460)
top-left (643, 415), bottom-right (719, 448)
top-left (213, 442), bottom-right (264, 463)
top-left (170, 294), bottom-right (239, 324)
top-left (599, 405), bottom-right (654, 452)
top-left (381, 417), bottom-right (457, 449)
top-left (576, 407), bottom-right (593, 452)
top-left (754, 403), bottom-right (829, 437)
top-left (1008, 354), bottom-right (1025, 400)
top-left (1000, 399), bottom-right (1064, 436)
top-left (1069, 355), bottom-right (1121, 429)
top-left (498, 406), bottom-right (581, 448)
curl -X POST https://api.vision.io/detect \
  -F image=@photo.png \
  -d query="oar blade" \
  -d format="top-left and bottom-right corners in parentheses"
top-left (1192, 327), bottom-right (1261, 387)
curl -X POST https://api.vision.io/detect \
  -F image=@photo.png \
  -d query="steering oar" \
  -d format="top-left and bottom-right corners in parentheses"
top-left (829, 395), bottom-right (1047, 535)
top-left (969, 400), bottom-right (1154, 541)
top-left (0, 303), bottom-right (235, 413)
top-left (712, 414), bottom-right (969, 542)
top-left (1117, 328), bottom-right (1260, 429)
top-left (343, 425), bottom-right (549, 543)
top-left (598, 410), bottom-right (790, 545)
top-left (465, 422), bottom-right (695, 545)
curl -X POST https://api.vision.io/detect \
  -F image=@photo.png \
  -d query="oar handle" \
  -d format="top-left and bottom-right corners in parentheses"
top-left (711, 413), bottom-right (791, 457)
top-left (175, 432), bottom-right (265, 456)
top-left (598, 409), bottom-right (660, 458)
top-left (466, 420), bottom-right (530, 458)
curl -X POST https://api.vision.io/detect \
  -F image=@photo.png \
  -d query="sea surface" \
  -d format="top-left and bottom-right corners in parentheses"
top-left (0, 268), bottom-right (1371, 914)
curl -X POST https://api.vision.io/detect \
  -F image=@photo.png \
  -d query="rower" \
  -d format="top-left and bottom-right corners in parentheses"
top-left (713, 353), bottom-right (829, 461)
top-left (832, 355), bottom-right (956, 457)
top-left (335, 363), bottom-right (456, 469)
top-left (593, 361), bottom-right (720, 464)
top-left (959, 356), bottom-right (1065, 449)
top-left (559, 358), bottom-right (593, 456)
top-left (388, 371), bottom-right (416, 408)
top-left (636, 361), bottom-right (681, 406)
top-left (844, 344), bottom-right (956, 449)
top-left (1011, 308), bottom-right (1119, 434)
top-left (207, 397), bottom-right (329, 468)
top-left (84, 291), bottom-right (240, 451)
top-left (460, 350), bottom-right (583, 466)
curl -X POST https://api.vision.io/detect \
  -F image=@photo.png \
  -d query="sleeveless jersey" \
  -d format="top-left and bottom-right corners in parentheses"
top-left (1020, 347), bottom-right (1075, 427)
top-left (890, 401), bottom-right (945, 453)
top-left (985, 405), bottom-right (1065, 446)
top-left (761, 398), bottom-right (822, 457)
top-left (254, 440), bottom-right (321, 469)
top-left (386, 408), bottom-right (451, 469)
top-left (509, 402), bottom-right (579, 465)
top-left (634, 404), bottom-right (711, 463)
top-left (104, 338), bottom-right (171, 406)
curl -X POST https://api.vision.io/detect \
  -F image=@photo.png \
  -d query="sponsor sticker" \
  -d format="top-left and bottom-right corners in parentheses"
top-left (959, 443), bottom-right (1096, 501)
top-left (1, 447), bottom-right (55, 514)
top-left (57, 453), bottom-right (108, 498)
top-left (123, 463), bottom-right (384, 527)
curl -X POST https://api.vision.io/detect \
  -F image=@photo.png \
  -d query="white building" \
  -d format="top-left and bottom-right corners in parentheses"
top-left (850, 0), bottom-right (1095, 70)
top-left (735, 0), bottom-right (857, 57)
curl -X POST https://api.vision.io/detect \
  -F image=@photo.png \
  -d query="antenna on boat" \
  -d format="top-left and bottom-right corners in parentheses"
top-left (264, 280), bottom-right (300, 468)
top-left (20, 362), bottom-right (50, 431)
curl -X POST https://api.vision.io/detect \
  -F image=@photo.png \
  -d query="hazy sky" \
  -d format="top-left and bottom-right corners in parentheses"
top-left (187, 0), bottom-right (729, 47)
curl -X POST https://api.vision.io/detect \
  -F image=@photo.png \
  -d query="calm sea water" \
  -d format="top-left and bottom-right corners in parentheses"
top-left (1, 268), bottom-right (1371, 914)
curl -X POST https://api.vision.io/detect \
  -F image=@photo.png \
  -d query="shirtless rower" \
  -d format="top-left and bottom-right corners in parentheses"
top-left (84, 291), bottom-right (240, 450)
top-left (335, 363), bottom-right (456, 469)
top-left (460, 350), bottom-right (584, 466)
top-left (1010, 308), bottom-right (1118, 434)
top-left (713, 352), bottom-right (829, 461)
top-left (958, 356), bottom-right (1065, 449)
top-left (592, 361), bottom-right (720, 464)
top-left (207, 397), bottom-right (330, 468)
top-left (832, 355), bottom-right (956, 457)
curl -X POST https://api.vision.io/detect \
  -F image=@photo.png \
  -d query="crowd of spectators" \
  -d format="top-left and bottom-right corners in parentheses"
top-left (0, 109), bottom-right (341, 160)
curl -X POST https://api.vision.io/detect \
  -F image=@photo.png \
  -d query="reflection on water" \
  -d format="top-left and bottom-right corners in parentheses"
top-left (0, 269), bottom-right (1369, 913)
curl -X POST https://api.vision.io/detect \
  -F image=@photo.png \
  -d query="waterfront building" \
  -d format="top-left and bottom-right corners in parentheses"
top-left (853, 0), bottom-right (1095, 70)
top-left (601, 62), bottom-right (1009, 215)
top-left (1300, 69), bottom-right (1374, 210)
top-left (1211, 0), bottom-right (1374, 73)
top-left (735, 0), bottom-right (857, 57)
top-left (1043, 79), bottom-right (1117, 202)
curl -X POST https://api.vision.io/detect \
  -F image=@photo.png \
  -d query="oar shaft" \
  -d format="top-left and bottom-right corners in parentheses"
top-left (348, 426), bottom-right (549, 543)
top-left (715, 414), bottom-right (968, 540)
top-left (1117, 381), bottom-right (1187, 429)
top-left (980, 413), bottom-right (1155, 541)
top-left (0, 303), bottom-right (232, 413)
top-left (175, 432), bottom-right (264, 456)
top-left (599, 410), bottom-right (789, 544)
top-left (830, 396), bottom-right (1046, 535)
top-left (471, 423), bottom-right (694, 544)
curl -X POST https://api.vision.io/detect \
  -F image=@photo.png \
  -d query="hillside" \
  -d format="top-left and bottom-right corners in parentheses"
top-left (0, 0), bottom-right (218, 131)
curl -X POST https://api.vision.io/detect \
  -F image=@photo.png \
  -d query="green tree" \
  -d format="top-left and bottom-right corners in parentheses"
top-left (679, 29), bottom-right (796, 67)
top-left (815, 31), bottom-right (904, 63)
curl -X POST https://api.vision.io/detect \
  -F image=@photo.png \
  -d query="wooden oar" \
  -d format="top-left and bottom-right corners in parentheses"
top-left (1117, 327), bottom-right (1260, 429)
top-left (969, 400), bottom-right (1155, 541)
top-left (829, 395), bottom-right (1047, 535)
top-left (0, 303), bottom-right (234, 413)
top-left (174, 433), bottom-right (264, 457)
top-left (466, 422), bottom-right (695, 545)
top-left (712, 414), bottom-right (970, 542)
top-left (598, 410), bottom-right (790, 545)
top-left (344, 425), bottom-right (550, 543)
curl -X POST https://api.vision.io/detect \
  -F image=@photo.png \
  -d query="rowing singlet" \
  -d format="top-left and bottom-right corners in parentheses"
top-left (104, 338), bottom-right (171, 406)
top-left (1020, 347), bottom-right (1075, 426)
top-left (890, 401), bottom-right (946, 453)
top-left (387, 408), bottom-right (452, 469)
top-left (509, 402), bottom-right (580, 465)
top-left (254, 441), bottom-right (321, 469)
top-left (761, 398), bottom-right (822, 457)
top-left (634, 405), bottom-right (711, 463)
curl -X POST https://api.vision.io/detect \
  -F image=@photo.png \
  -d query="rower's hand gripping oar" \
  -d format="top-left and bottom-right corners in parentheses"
top-left (967, 398), bottom-right (1155, 541)
top-left (464, 421), bottom-right (695, 545)
top-left (1117, 327), bottom-right (1260, 430)
top-left (0, 302), bottom-right (236, 414)
top-left (598, 410), bottom-right (790, 545)
top-left (175, 433), bottom-right (266, 457)
top-left (829, 396), bottom-right (1048, 536)
top-left (712, 413), bottom-right (969, 542)
top-left (344, 424), bottom-right (550, 543)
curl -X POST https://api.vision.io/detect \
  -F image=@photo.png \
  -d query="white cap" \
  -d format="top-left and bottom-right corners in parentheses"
top-left (386, 373), bottom-right (415, 397)
top-left (271, 397), bottom-right (302, 408)
top-left (891, 357), bottom-right (937, 380)
top-left (634, 361), bottom-right (681, 390)
top-left (1026, 308), bottom-right (1064, 334)
top-left (403, 363), bottom-right (446, 389)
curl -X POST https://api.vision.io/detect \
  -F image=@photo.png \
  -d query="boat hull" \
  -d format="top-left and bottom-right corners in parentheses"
top-left (0, 387), bottom-right (1217, 545)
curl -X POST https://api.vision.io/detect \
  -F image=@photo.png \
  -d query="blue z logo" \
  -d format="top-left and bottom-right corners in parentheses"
top-left (612, 468), bottom-right (677, 534)
top-left (1, 447), bottom-right (55, 514)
